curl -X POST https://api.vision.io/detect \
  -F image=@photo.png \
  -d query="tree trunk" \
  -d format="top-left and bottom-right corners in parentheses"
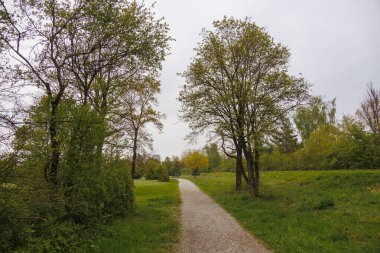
top-left (131, 130), bottom-right (138, 179)
top-left (253, 147), bottom-right (260, 196)
top-left (235, 147), bottom-right (243, 191)
top-left (243, 147), bottom-right (256, 196)
top-left (47, 100), bottom-right (60, 187)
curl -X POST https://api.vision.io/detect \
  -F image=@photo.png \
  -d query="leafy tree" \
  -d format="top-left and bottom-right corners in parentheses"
top-left (144, 158), bottom-right (169, 181)
top-left (294, 96), bottom-right (336, 142)
top-left (171, 156), bottom-right (184, 176)
top-left (179, 17), bottom-right (309, 195)
top-left (162, 156), bottom-right (173, 174)
top-left (122, 77), bottom-right (165, 179)
top-left (271, 118), bottom-right (299, 153)
top-left (0, 1), bottom-right (170, 250)
top-left (333, 115), bottom-right (380, 169)
top-left (0, 0), bottom-right (170, 187)
top-left (299, 125), bottom-right (339, 169)
top-left (203, 143), bottom-right (221, 172)
top-left (183, 151), bottom-right (208, 178)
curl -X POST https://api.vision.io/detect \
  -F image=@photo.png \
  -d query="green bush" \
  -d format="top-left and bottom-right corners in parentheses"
top-left (2, 103), bottom-right (135, 252)
top-left (0, 199), bottom-right (30, 252)
top-left (157, 166), bottom-right (169, 182)
top-left (144, 159), bottom-right (169, 181)
top-left (102, 159), bottom-right (135, 216)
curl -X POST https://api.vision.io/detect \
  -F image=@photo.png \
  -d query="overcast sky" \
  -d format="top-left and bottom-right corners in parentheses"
top-left (143, 0), bottom-right (380, 159)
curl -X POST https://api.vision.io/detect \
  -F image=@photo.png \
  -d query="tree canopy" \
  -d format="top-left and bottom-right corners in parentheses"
top-left (179, 17), bottom-right (309, 195)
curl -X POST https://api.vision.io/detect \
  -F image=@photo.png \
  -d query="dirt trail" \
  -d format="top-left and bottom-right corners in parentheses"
top-left (178, 178), bottom-right (272, 253)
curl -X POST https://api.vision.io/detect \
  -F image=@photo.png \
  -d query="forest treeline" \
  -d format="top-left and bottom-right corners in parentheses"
top-left (178, 17), bottom-right (380, 196)
top-left (173, 91), bottom-right (380, 176)
top-left (261, 92), bottom-right (380, 171)
top-left (0, 0), bottom-right (169, 252)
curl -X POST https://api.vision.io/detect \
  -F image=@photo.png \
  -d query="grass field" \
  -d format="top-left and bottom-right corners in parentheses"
top-left (87, 179), bottom-right (181, 253)
top-left (186, 170), bottom-right (380, 253)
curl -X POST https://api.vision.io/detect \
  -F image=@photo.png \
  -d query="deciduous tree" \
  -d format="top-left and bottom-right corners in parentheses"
top-left (183, 151), bottom-right (208, 178)
top-left (294, 96), bottom-right (336, 142)
top-left (121, 76), bottom-right (165, 179)
top-left (203, 143), bottom-right (221, 172)
top-left (179, 17), bottom-right (309, 195)
top-left (357, 83), bottom-right (380, 134)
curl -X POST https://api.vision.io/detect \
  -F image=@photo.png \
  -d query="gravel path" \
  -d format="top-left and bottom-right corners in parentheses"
top-left (178, 179), bottom-right (272, 253)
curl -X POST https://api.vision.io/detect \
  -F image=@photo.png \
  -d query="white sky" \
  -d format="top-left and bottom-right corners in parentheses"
top-left (144, 0), bottom-right (380, 159)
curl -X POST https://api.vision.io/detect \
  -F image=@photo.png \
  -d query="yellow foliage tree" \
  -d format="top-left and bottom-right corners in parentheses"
top-left (183, 151), bottom-right (208, 178)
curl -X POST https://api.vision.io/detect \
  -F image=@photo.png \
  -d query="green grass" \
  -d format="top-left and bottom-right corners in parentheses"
top-left (186, 170), bottom-right (380, 253)
top-left (87, 179), bottom-right (181, 253)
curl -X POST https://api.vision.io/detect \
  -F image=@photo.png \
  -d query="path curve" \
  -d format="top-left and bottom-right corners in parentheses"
top-left (178, 178), bottom-right (271, 253)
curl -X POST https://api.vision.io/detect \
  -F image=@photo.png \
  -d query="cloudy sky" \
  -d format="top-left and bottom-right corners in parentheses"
top-left (143, 0), bottom-right (380, 159)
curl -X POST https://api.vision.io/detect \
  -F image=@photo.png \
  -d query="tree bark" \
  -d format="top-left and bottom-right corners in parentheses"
top-left (253, 147), bottom-right (260, 196)
top-left (47, 100), bottom-right (61, 187)
top-left (235, 147), bottom-right (243, 191)
top-left (242, 146), bottom-right (256, 196)
top-left (131, 129), bottom-right (138, 179)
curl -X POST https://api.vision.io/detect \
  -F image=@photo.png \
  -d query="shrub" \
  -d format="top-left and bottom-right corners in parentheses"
top-left (157, 166), bottom-right (169, 182)
top-left (144, 159), bottom-right (169, 181)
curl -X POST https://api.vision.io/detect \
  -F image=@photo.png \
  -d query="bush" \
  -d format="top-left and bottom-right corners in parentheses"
top-left (2, 104), bottom-right (135, 252)
top-left (0, 199), bottom-right (30, 252)
top-left (144, 159), bottom-right (169, 181)
top-left (157, 166), bottom-right (169, 182)
top-left (102, 159), bottom-right (134, 216)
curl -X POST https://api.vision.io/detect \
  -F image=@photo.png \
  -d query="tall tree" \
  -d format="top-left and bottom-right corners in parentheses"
top-left (294, 96), bottom-right (336, 142)
top-left (203, 143), bottom-right (221, 172)
top-left (357, 83), bottom-right (380, 134)
top-left (179, 17), bottom-right (309, 195)
top-left (271, 118), bottom-right (299, 153)
top-left (0, 0), bottom-right (170, 186)
top-left (171, 156), bottom-right (184, 176)
top-left (121, 76), bottom-right (165, 179)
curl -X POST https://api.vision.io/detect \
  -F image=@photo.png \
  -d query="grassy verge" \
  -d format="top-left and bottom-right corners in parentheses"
top-left (186, 170), bottom-right (380, 253)
top-left (85, 179), bottom-right (181, 253)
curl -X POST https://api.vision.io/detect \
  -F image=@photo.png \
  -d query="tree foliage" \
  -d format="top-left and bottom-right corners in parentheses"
top-left (261, 94), bottom-right (380, 171)
top-left (294, 96), bottom-right (336, 142)
top-left (183, 151), bottom-right (208, 178)
top-left (203, 143), bottom-right (221, 172)
top-left (0, 0), bottom-right (170, 251)
top-left (179, 17), bottom-right (309, 194)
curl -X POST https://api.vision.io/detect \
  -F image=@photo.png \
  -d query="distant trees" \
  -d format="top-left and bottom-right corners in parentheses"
top-left (144, 158), bottom-right (169, 182)
top-left (271, 118), bottom-right (299, 154)
top-left (171, 156), bottom-right (185, 176)
top-left (204, 143), bottom-right (221, 171)
top-left (260, 85), bottom-right (380, 171)
top-left (183, 151), bottom-right (208, 178)
top-left (294, 96), bottom-right (336, 142)
top-left (179, 17), bottom-right (309, 195)
top-left (357, 83), bottom-right (380, 134)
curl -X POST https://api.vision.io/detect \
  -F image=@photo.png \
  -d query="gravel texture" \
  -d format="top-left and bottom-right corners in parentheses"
top-left (178, 178), bottom-right (272, 253)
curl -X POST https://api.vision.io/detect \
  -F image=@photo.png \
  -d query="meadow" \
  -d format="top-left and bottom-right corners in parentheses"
top-left (186, 170), bottom-right (380, 253)
top-left (84, 179), bottom-right (181, 253)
